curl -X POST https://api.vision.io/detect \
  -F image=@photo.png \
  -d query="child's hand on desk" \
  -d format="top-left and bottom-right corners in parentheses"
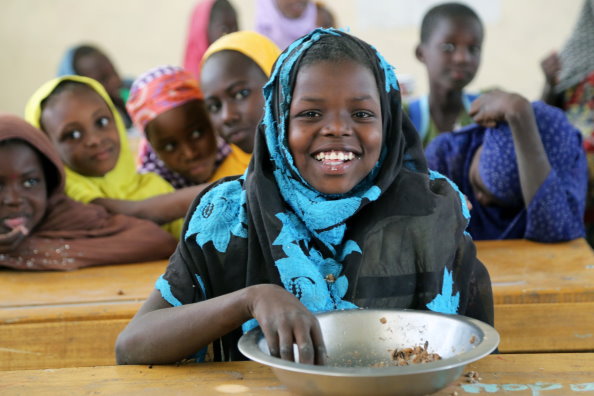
top-left (247, 284), bottom-right (327, 366)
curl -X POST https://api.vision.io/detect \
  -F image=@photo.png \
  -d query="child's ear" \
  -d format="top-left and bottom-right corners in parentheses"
top-left (415, 44), bottom-right (425, 63)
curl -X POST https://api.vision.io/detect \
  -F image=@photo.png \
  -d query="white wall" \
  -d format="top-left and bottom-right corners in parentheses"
top-left (0, 0), bottom-right (582, 115)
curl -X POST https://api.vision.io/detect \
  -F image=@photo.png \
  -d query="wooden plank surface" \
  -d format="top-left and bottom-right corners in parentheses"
top-left (1, 354), bottom-right (593, 395)
top-left (0, 260), bottom-right (166, 308)
top-left (494, 302), bottom-right (594, 353)
top-left (476, 238), bottom-right (594, 304)
top-left (2, 239), bottom-right (594, 370)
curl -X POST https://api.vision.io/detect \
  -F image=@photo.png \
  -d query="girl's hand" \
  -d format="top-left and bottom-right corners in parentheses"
top-left (0, 225), bottom-right (29, 253)
top-left (541, 52), bottom-right (561, 86)
top-left (469, 90), bottom-right (531, 128)
top-left (246, 284), bottom-right (327, 365)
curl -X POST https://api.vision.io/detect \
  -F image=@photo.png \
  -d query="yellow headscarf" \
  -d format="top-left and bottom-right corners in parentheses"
top-left (202, 30), bottom-right (281, 78)
top-left (24, 75), bottom-right (183, 239)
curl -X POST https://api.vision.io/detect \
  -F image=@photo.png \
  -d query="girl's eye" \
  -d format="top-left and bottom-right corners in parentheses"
top-left (353, 111), bottom-right (373, 119)
top-left (23, 178), bottom-right (40, 189)
top-left (163, 143), bottom-right (175, 153)
top-left (298, 110), bottom-right (321, 118)
top-left (233, 89), bottom-right (250, 100)
top-left (66, 130), bottom-right (83, 140)
top-left (191, 130), bottom-right (202, 139)
top-left (440, 43), bottom-right (455, 53)
top-left (97, 116), bottom-right (110, 128)
top-left (469, 45), bottom-right (481, 55)
top-left (206, 102), bottom-right (221, 114)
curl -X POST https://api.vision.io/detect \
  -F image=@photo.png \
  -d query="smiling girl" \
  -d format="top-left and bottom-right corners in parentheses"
top-left (25, 76), bottom-right (208, 239)
top-left (116, 29), bottom-right (493, 366)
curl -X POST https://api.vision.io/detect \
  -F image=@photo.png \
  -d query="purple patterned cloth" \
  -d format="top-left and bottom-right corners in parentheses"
top-left (425, 101), bottom-right (587, 242)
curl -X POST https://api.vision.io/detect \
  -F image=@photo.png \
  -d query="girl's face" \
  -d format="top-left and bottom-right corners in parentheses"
top-left (201, 51), bottom-right (268, 154)
top-left (146, 100), bottom-right (218, 184)
top-left (275, 0), bottom-right (309, 19)
top-left (416, 16), bottom-right (482, 92)
top-left (0, 142), bottom-right (47, 238)
top-left (469, 145), bottom-right (505, 207)
top-left (41, 86), bottom-right (120, 177)
top-left (288, 60), bottom-right (382, 195)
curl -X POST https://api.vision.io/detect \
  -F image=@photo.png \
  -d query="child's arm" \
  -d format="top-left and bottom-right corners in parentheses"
top-left (92, 184), bottom-right (208, 224)
top-left (539, 52), bottom-right (564, 107)
top-left (115, 284), bottom-right (326, 366)
top-left (469, 90), bottom-right (551, 206)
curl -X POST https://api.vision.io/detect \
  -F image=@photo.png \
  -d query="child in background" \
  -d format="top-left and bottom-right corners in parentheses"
top-left (201, 31), bottom-right (281, 154)
top-left (0, 114), bottom-right (176, 270)
top-left (126, 65), bottom-right (249, 189)
top-left (183, 0), bottom-right (239, 80)
top-left (425, 90), bottom-right (587, 242)
top-left (57, 44), bottom-right (133, 129)
top-left (407, 2), bottom-right (483, 146)
top-left (116, 29), bottom-right (493, 366)
top-left (25, 76), bottom-right (205, 239)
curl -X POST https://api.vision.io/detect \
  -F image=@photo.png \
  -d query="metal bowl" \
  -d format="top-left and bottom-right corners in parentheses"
top-left (238, 309), bottom-right (499, 396)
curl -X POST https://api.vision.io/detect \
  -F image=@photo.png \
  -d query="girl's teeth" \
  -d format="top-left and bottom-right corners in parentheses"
top-left (315, 151), bottom-right (355, 161)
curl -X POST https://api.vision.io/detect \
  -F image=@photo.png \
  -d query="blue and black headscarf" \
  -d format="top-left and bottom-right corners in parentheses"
top-left (162, 29), bottom-right (492, 361)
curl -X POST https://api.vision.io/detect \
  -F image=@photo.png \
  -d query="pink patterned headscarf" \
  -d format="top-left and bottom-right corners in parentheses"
top-left (126, 65), bottom-right (203, 133)
top-left (183, 0), bottom-right (217, 79)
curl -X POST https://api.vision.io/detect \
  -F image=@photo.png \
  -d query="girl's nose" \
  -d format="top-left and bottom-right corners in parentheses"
top-left (222, 102), bottom-right (240, 126)
top-left (453, 47), bottom-right (472, 63)
top-left (84, 131), bottom-right (101, 147)
top-left (1, 186), bottom-right (24, 206)
top-left (321, 113), bottom-right (352, 136)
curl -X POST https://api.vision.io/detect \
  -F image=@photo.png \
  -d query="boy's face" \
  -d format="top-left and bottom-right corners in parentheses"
top-left (288, 60), bottom-right (383, 195)
top-left (201, 51), bottom-right (268, 154)
top-left (207, 1), bottom-right (238, 44)
top-left (0, 142), bottom-right (47, 243)
top-left (146, 100), bottom-right (218, 184)
top-left (41, 86), bottom-right (120, 177)
top-left (76, 52), bottom-right (123, 102)
top-left (417, 16), bottom-right (483, 92)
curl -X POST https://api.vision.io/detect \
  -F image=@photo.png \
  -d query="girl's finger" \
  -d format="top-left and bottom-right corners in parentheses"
top-left (294, 328), bottom-right (314, 364)
top-left (310, 321), bottom-right (327, 366)
top-left (277, 324), bottom-right (295, 362)
top-left (261, 325), bottom-right (280, 358)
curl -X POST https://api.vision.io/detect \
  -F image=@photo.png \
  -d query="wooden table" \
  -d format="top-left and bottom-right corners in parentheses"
top-left (2, 239), bottom-right (594, 370)
top-left (0, 261), bottom-right (166, 370)
top-left (1, 354), bottom-right (593, 395)
top-left (476, 239), bottom-right (594, 353)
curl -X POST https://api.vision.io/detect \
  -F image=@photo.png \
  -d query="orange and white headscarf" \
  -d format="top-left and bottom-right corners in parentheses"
top-left (126, 65), bottom-right (203, 133)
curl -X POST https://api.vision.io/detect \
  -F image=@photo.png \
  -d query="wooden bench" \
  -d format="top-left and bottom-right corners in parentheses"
top-left (1, 354), bottom-right (593, 395)
top-left (2, 239), bottom-right (593, 370)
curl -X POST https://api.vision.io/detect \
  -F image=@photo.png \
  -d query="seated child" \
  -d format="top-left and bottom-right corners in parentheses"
top-left (116, 29), bottom-right (494, 366)
top-left (57, 44), bottom-right (134, 129)
top-left (126, 65), bottom-right (249, 189)
top-left (24, 75), bottom-right (206, 239)
top-left (0, 114), bottom-right (177, 270)
top-left (183, 0), bottom-right (239, 79)
top-left (407, 2), bottom-right (483, 146)
top-left (425, 90), bottom-right (587, 242)
top-left (201, 31), bottom-right (281, 154)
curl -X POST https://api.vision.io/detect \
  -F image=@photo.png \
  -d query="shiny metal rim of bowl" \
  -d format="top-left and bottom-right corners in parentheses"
top-left (238, 309), bottom-right (500, 377)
